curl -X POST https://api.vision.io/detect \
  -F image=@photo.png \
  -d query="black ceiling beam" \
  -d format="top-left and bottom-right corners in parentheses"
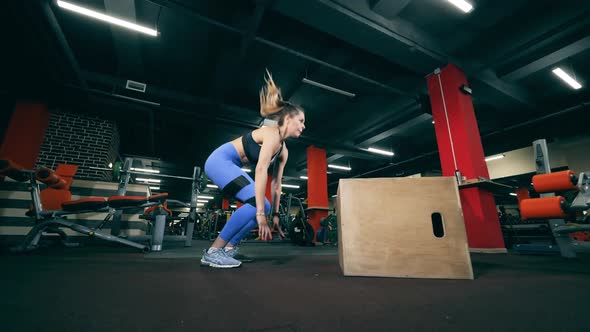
top-left (500, 36), bottom-right (590, 81)
top-left (145, 0), bottom-right (412, 97)
top-left (272, 0), bottom-right (537, 108)
top-left (481, 6), bottom-right (590, 69)
top-left (210, 0), bottom-right (271, 99)
top-left (103, 0), bottom-right (145, 80)
top-left (354, 113), bottom-right (432, 147)
top-left (64, 84), bottom-right (261, 131)
top-left (77, 71), bottom-right (393, 161)
top-left (40, 0), bottom-right (88, 89)
top-left (369, 0), bottom-right (411, 19)
top-left (81, 70), bottom-right (259, 119)
top-left (345, 98), bottom-right (422, 141)
top-left (294, 98), bottom-right (422, 169)
top-left (237, 0), bottom-right (271, 61)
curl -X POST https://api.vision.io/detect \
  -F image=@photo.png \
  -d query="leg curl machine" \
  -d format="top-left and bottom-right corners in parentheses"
top-left (516, 139), bottom-right (590, 257)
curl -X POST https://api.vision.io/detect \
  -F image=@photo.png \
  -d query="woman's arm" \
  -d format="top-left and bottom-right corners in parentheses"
top-left (271, 146), bottom-right (288, 213)
top-left (271, 147), bottom-right (288, 237)
top-left (254, 128), bottom-right (281, 239)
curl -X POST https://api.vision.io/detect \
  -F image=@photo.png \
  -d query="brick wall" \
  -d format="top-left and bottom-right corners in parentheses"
top-left (35, 112), bottom-right (120, 181)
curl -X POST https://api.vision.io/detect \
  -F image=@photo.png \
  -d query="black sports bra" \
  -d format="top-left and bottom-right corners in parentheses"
top-left (241, 131), bottom-right (284, 166)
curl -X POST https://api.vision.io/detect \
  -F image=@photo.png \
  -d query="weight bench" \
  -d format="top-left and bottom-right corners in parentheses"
top-left (1, 159), bottom-right (169, 252)
top-left (13, 194), bottom-right (168, 252)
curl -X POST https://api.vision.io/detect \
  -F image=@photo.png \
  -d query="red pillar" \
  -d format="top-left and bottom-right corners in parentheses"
top-left (426, 64), bottom-right (505, 251)
top-left (222, 198), bottom-right (230, 210)
top-left (307, 146), bottom-right (329, 241)
top-left (0, 102), bottom-right (50, 169)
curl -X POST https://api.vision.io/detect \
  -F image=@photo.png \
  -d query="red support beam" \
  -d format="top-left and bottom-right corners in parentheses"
top-left (426, 64), bottom-right (505, 251)
top-left (307, 145), bottom-right (329, 241)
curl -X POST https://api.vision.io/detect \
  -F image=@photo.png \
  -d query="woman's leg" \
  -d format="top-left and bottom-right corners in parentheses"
top-left (204, 143), bottom-right (270, 248)
top-left (226, 197), bottom-right (271, 246)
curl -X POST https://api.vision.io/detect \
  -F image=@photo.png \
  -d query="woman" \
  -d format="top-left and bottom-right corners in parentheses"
top-left (201, 71), bottom-right (306, 268)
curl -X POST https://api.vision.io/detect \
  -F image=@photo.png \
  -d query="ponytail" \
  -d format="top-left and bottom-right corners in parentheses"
top-left (259, 69), bottom-right (285, 117)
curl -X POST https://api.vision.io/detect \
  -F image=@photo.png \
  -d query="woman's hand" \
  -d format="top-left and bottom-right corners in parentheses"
top-left (257, 214), bottom-right (273, 240)
top-left (272, 215), bottom-right (286, 238)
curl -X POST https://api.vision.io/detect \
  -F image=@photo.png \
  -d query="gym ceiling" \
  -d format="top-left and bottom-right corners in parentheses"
top-left (4, 0), bottom-right (590, 199)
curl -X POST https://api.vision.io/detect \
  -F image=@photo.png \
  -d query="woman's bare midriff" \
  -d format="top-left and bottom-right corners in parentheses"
top-left (230, 127), bottom-right (281, 166)
top-left (230, 137), bottom-right (250, 165)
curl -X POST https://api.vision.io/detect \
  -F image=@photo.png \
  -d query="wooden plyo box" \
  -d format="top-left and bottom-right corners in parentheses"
top-left (337, 177), bottom-right (473, 280)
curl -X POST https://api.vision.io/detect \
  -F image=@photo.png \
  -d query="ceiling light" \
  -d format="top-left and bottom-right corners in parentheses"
top-left (206, 184), bottom-right (218, 188)
top-left (509, 193), bottom-right (517, 196)
top-left (302, 78), bottom-right (356, 98)
top-left (197, 199), bottom-right (209, 203)
top-left (300, 176), bottom-right (308, 180)
top-left (328, 164), bottom-right (352, 171)
top-left (136, 178), bottom-right (161, 183)
top-left (241, 168), bottom-right (251, 173)
top-left (367, 147), bottom-right (394, 157)
top-left (131, 168), bottom-right (160, 174)
top-left (485, 154), bottom-right (505, 162)
top-left (281, 184), bottom-right (300, 189)
top-left (552, 68), bottom-right (582, 90)
top-left (447, 0), bottom-right (473, 13)
top-left (332, 194), bottom-right (337, 198)
top-left (149, 186), bottom-right (160, 190)
top-left (198, 195), bottom-right (214, 200)
top-left (57, 0), bottom-right (158, 36)
top-left (230, 204), bottom-right (237, 208)
top-left (197, 203), bottom-right (205, 207)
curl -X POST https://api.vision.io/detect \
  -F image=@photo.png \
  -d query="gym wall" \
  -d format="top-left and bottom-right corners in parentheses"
top-left (35, 111), bottom-right (119, 181)
top-left (486, 136), bottom-right (590, 179)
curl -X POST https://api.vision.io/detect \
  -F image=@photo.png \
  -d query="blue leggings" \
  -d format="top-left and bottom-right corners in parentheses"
top-left (204, 143), bottom-right (270, 245)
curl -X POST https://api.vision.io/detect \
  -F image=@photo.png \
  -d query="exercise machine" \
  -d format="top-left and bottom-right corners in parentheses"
top-left (513, 139), bottom-right (590, 257)
top-left (92, 158), bottom-right (203, 251)
top-left (1, 160), bottom-right (154, 252)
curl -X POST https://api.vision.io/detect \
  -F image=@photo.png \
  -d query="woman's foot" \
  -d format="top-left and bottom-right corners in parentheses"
top-left (224, 247), bottom-right (255, 263)
top-left (200, 248), bottom-right (242, 268)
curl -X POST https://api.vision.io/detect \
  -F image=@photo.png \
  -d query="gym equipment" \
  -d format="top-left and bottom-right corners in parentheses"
top-left (92, 158), bottom-right (203, 251)
top-left (318, 214), bottom-right (338, 245)
top-left (512, 139), bottom-right (590, 258)
top-left (284, 194), bottom-right (314, 246)
top-left (0, 160), bottom-right (155, 252)
top-left (97, 160), bottom-right (208, 190)
top-left (337, 177), bottom-right (473, 280)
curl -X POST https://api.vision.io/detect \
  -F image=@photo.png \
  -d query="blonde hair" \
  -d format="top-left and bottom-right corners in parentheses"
top-left (259, 69), bottom-right (284, 117)
top-left (259, 70), bottom-right (304, 124)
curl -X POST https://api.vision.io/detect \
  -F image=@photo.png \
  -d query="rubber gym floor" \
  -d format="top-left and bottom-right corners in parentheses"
top-left (1, 240), bottom-right (589, 332)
